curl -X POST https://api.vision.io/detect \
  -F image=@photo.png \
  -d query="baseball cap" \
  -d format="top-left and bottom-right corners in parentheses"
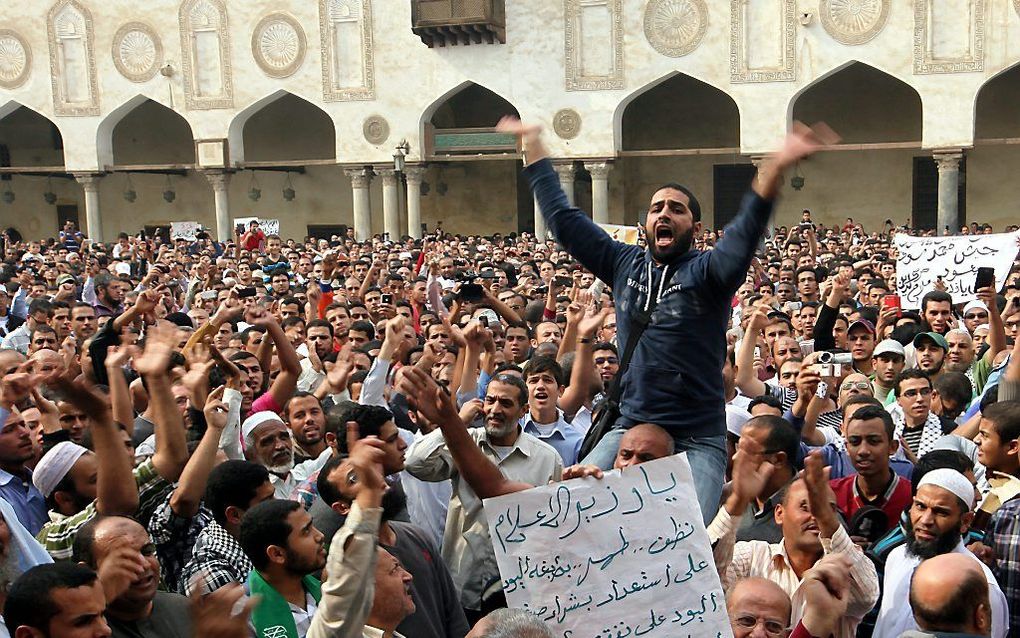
top-left (912, 331), bottom-right (948, 351)
top-left (56, 274), bottom-right (75, 286)
top-left (873, 339), bottom-right (905, 358)
top-left (848, 319), bottom-right (876, 335)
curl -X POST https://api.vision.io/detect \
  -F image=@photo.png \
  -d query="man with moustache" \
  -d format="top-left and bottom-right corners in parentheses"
top-left (317, 450), bottom-right (469, 638)
top-left (873, 468), bottom-right (1008, 638)
top-left (404, 373), bottom-right (562, 623)
top-left (500, 117), bottom-right (837, 523)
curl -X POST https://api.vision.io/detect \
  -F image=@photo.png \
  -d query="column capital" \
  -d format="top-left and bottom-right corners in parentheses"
top-left (933, 148), bottom-right (964, 171)
top-left (375, 167), bottom-right (399, 186)
top-left (403, 164), bottom-right (427, 183)
top-left (749, 155), bottom-right (769, 168)
top-left (344, 167), bottom-right (374, 188)
top-left (583, 161), bottom-right (613, 179)
top-left (201, 170), bottom-right (232, 190)
top-left (552, 161), bottom-right (576, 180)
top-left (73, 173), bottom-right (104, 191)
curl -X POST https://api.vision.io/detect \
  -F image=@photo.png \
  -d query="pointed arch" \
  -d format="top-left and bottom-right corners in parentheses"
top-left (788, 61), bottom-right (922, 144)
top-left (227, 90), bottom-right (336, 164)
top-left (614, 72), bottom-right (740, 151)
top-left (417, 81), bottom-right (519, 156)
top-left (0, 101), bottom-right (65, 167)
top-left (974, 62), bottom-right (1020, 140)
top-left (97, 95), bottom-right (194, 167)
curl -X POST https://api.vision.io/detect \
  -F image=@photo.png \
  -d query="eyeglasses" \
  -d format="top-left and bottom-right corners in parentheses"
top-left (902, 387), bottom-right (933, 398)
top-left (841, 381), bottom-right (871, 391)
top-left (964, 312), bottom-right (988, 320)
top-left (594, 357), bottom-right (619, 366)
top-left (731, 614), bottom-right (789, 636)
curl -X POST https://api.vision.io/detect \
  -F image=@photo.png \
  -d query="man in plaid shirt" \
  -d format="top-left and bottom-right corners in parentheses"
top-left (180, 460), bottom-right (274, 595)
top-left (975, 402), bottom-right (1020, 632)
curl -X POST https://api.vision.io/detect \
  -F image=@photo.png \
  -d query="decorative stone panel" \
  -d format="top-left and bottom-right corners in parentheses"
top-left (819, 0), bottom-right (890, 45)
top-left (179, 0), bottom-right (234, 110)
top-left (320, 0), bottom-right (375, 101)
top-left (730, 0), bottom-right (795, 83)
top-left (564, 0), bottom-right (624, 91)
top-left (643, 0), bottom-right (708, 58)
top-left (0, 29), bottom-right (31, 90)
top-left (913, 0), bottom-right (984, 74)
top-left (112, 22), bottom-right (163, 82)
top-left (553, 109), bottom-right (582, 139)
top-left (47, 0), bottom-right (100, 115)
top-left (252, 12), bottom-right (306, 79)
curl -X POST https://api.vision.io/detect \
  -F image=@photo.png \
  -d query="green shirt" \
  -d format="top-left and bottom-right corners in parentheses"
top-left (37, 458), bottom-right (171, 560)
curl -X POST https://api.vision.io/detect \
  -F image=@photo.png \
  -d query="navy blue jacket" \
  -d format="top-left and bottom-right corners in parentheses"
top-left (525, 158), bottom-right (772, 438)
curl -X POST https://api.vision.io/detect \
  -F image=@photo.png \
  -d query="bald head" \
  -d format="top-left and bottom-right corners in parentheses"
top-left (727, 577), bottom-right (791, 636)
top-left (910, 553), bottom-right (991, 636)
top-left (613, 423), bottom-right (674, 469)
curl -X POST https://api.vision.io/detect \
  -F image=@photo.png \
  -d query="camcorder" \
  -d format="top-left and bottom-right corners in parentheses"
top-left (815, 350), bottom-right (852, 377)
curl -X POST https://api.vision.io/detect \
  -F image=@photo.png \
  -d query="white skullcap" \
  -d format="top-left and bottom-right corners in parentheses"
top-left (32, 442), bottom-right (88, 498)
top-left (241, 411), bottom-right (285, 443)
top-left (946, 328), bottom-right (972, 341)
top-left (962, 299), bottom-right (988, 315)
top-left (114, 262), bottom-right (132, 275)
top-left (918, 468), bottom-right (975, 510)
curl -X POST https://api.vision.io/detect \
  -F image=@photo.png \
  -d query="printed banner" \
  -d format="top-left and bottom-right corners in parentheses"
top-left (234, 217), bottom-right (280, 236)
top-left (484, 454), bottom-right (731, 638)
top-left (894, 232), bottom-right (1020, 309)
top-left (597, 223), bottom-right (640, 245)
top-left (170, 221), bottom-right (201, 240)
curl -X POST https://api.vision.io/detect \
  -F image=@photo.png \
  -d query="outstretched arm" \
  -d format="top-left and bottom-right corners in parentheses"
top-left (400, 368), bottom-right (533, 498)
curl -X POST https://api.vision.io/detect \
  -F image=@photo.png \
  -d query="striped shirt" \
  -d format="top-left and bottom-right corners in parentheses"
top-left (36, 459), bottom-right (170, 560)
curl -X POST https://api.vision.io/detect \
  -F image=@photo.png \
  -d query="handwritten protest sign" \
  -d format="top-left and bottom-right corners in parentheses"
top-left (894, 231), bottom-right (1020, 309)
top-left (597, 223), bottom-right (640, 245)
top-left (484, 454), bottom-right (731, 638)
top-left (170, 221), bottom-right (201, 241)
top-left (234, 217), bottom-right (280, 236)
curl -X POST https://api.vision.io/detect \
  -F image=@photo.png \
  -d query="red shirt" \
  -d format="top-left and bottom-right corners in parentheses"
top-left (243, 230), bottom-right (265, 251)
top-left (830, 473), bottom-right (912, 534)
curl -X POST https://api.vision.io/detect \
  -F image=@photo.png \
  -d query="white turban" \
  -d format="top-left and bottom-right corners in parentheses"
top-left (918, 468), bottom-right (976, 510)
top-left (32, 442), bottom-right (88, 498)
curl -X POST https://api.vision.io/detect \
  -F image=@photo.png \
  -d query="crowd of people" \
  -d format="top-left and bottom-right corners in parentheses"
top-left (0, 117), bottom-right (1017, 638)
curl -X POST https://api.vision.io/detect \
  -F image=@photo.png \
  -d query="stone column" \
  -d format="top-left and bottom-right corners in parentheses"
top-left (404, 165), bottom-right (427, 239)
top-left (202, 171), bottom-right (232, 242)
top-left (378, 168), bottom-right (400, 240)
top-left (344, 168), bottom-right (374, 241)
top-left (534, 194), bottom-right (546, 242)
top-left (584, 161), bottom-right (612, 224)
top-left (74, 173), bottom-right (104, 242)
top-left (934, 149), bottom-right (964, 235)
top-left (552, 161), bottom-right (576, 206)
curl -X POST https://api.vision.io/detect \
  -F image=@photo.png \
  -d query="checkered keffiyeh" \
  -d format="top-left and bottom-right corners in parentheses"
top-left (987, 497), bottom-right (1020, 633)
top-left (179, 520), bottom-right (253, 596)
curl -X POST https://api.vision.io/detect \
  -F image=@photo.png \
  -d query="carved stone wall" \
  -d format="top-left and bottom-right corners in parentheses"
top-left (914, 0), bottom-right (985, 74)
top-left (112, 22), bottom-right (163, 82)
top-left (0, 29), bottom-right (31, 90)
top-left (730, 0), bottom-right (795, 83)
top-left (819, 0), bottom-right (890, 45)
top-left (251, 12), bottom-right (306, 79)
top-left (319, 0), bottom-right (375, 101)
top-left (47, 0), bottom-right (100, 116)
top-left (642, 0), bottom-right (708, 58)
top-left (179, 0), bottom-right (234, 110)
top-left (564, 0), bottom-right (624, 91)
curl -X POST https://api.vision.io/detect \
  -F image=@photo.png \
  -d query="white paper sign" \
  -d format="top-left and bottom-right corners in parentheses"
top-left (894, 232), bottom-right (1020, 309)
top-left (484, 454), bottom-right (731, 638)
top-left (170, 221), bottom-right (201, 240)
top-left (234, 217), bottom-right (280, 236)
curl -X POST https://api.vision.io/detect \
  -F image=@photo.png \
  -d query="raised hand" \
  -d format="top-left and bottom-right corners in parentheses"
top-left (202, 386), bottom-right (229, 431)
top-left (190, 583), bottom-right (258, 638)
top-left (133, 323), bottom-right (183, 378)
top-left (399, 367), bottom-right (460, 428)
top-left (96, 537), bottom-right (147, 603)
top-left (725, 435), bottom-right (775, 515)
top-left (346, 422), bottom-right (386, 492)
top-left (323, 360), bottom-right (353, 391)
top-left (803, 451), bottom-right (839, 537)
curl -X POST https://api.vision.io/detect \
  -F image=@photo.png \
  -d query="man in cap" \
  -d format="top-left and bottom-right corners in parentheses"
top-left (872, 339), bottom-right (906, 405)
top-left (913, 332), bottom-right (948, 379)
top-left (873, 468), bottom-right (1008, 638)
top-left (242, 411), bottom-right (331, 500)
top-left (847, 319), bottom-right (877, 376)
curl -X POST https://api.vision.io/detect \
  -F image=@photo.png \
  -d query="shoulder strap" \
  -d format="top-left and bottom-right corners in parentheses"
top-left (605, 300), bottom-right (657, 404)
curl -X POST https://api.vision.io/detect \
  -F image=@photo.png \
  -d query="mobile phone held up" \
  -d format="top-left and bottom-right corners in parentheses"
top-left (882, 294), bottom-right (902, 318)
top-left (975, 267), bottom-right (995, 292)
top-left (459, 284), bottom-right (484, 302)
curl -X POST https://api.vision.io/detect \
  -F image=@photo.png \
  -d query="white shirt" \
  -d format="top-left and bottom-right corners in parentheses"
top-left (874, 541), bottom-right (1009, 638)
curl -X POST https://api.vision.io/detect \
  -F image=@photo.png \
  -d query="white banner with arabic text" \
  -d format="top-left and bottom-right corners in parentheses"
top-left (894, 232), bottom-right (1020, 309)
top-left (484, 454), bottom-right (731, 638)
